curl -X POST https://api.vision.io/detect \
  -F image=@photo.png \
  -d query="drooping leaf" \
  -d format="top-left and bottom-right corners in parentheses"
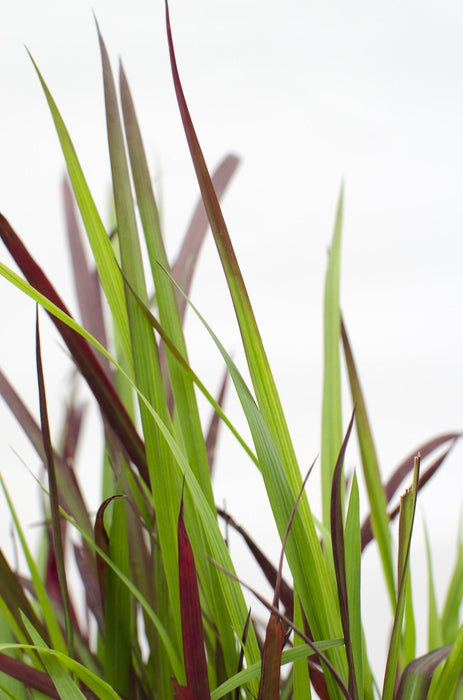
top-left (0, 214), bottom-right (148, 482)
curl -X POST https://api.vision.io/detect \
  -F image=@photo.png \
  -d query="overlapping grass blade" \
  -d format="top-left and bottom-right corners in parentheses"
top-left (97, 28), bottom-right (186, 674)
top-left (341, 318), bottom-right (396, 608)
top-left (0, 255), bottom-right (262, 688)
top-left (164, 7), bottom-right (345, 686)
top-left (119, 59), bottom-right (214, 508)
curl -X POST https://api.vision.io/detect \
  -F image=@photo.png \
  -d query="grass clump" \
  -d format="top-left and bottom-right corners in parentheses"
top-left (0, 3), bottom-right (461, 699)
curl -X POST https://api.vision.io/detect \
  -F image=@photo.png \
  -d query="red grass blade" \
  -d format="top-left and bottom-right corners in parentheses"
top-left (171, 154), bottom-right (240, 324)
top-left (330, 411), bottom-right (358, 700)
top-left (257, 613), bottom-right (283, 700)
top-left (176, 494), bottom-right (210, 699)
top-left (0, 214), bottom-right (148, 483)
top-left (217, 508), bottom-right (293, 617)
top-left (205, 367), bottom-right (229, 474)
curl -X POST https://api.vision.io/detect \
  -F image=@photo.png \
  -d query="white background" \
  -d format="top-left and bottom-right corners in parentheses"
top-left (1, 0), bottom-right (462, 685)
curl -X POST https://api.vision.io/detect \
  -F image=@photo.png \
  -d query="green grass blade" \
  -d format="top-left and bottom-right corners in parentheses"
top-left (341, 317), bottom-right (396, 608)
top-left (440, 529), bottom-right (463, 645)
top-left (382, 457), bottom-right (420, 700)
top-left (322, 188), bottom-right (344, 530)
top-left (21, 618), bottom-right (86, 700)
top-left (0, 476), bottom-right (67, 656)
top-left (424, 521), bottom-right (443, 650)
top-left (104, 497), bottom-right (132, 697)
top-left (428, 624), bottom-right (463, 700)
top-left (28, 53), bottom-right (132, 364)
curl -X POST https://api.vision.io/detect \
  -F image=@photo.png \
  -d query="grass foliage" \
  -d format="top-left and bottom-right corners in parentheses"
top-left (0, 3), bottom-right (461, 698)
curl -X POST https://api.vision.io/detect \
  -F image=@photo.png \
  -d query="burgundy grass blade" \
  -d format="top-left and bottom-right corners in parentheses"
top-left (172, 154), bottom-right (240, 324)
top-left (217, 508), bottom-right (293, 617)
top-left (176, 494), bottom-right (210, 699)
top-left (205, 367), bottom-right (229, 474)
top-left (73, 543), bottom-right (105, 632)
top-left (0, 652), bottom-right (61, 699)
top-left (330, 411), bottom-right (358, 700)
top-left (62, 178), bottom-right (109, 357)
top-left (257, 613), bottom-right (283, 700)
top-left (172, 681), bottom-right (197, 700)
top-left (0, 214), bottom-right (148, 483)
top-left (36, 310), bottom-right (74, 653)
